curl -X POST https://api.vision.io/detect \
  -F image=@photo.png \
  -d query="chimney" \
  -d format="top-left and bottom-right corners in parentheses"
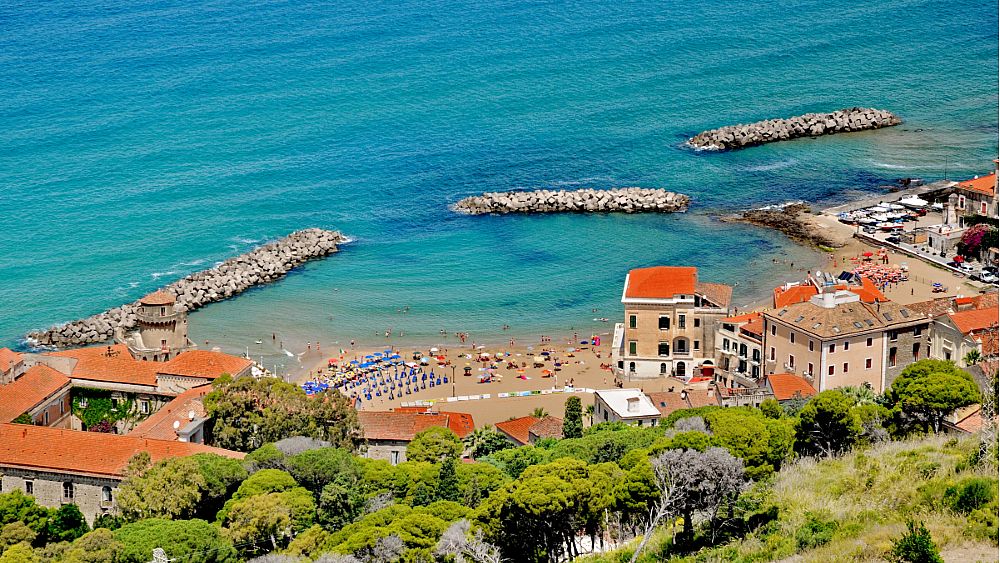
top-left (626, 397), bottom-right (639, 413)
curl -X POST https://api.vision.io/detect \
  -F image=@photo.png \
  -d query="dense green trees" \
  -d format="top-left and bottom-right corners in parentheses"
top-left (888, 360), bottom-right (981, 433)
top-left (795, 391), bottom-right (862, 457)
top-left (406, 427), bottom-right (464, 463)
top-left (204, 376), bottom-right (361, 452)
top-left (563, 396), bottom-right (583, 439)
top-left (464, 427), bottom-right (514, 459)
top-left (113, 518), bottom-right (236, 563)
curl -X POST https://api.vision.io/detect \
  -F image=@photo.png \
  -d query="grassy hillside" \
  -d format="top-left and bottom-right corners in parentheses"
top-left (588, 434), bottom-right (998, 563)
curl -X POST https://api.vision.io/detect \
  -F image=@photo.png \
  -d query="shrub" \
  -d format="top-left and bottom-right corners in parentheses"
top-left (944, 477), bottom-right (995, 514)
top-left (794, 512), bottom-right (839, 549)
top-left (889, 520), bottom-right (942, 563)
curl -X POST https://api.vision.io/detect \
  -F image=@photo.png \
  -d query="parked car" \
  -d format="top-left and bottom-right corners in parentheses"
top-left (958, 263), bottom-right (976, 274)
top-left (886, 235), bottom-right (901, 244)
top-left (979, 271), bottom-right (999, 284)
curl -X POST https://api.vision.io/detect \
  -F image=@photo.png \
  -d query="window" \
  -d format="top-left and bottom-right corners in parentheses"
top-left (101, 486), bottom-right (113, 503)
top-left (628, 362), bottom-right (636, 373)
top-left (944, 350), bottom-right (952, 361)
top-left (60, 399), bottom-right (65, 414)
top-left (160, 306), bottom-right (166, 316)
top-left (693, 340), bottom-right (700, 351)
top-left (660, 363), bottom-right (667, 374)
top-left (769, 347), bottom-right (775, 361)
top-left (771, 325), bottom-right (776, 336)
top-left (657, 316), bottom-right (669, 330)
top-left (658, 342), bottom-right (670, 357)
top-left (866, 337), bottom-right (873, 347)
top-left (865, 358), bottom-right (873, 369)
top-left (843, 341), bottom-right (849, 351)
top-left (843, 362), bottom-right (849, 373)
top-left (828, 343), bottom-right (835, 353)
top-left (788, 355), bottom-right (795, 369)
top-left (739, 343), bottom-right (748, 358)
top-left (982, 201), bottom-right (988, 215)
top-left (629, 315), bottom-right (637, 329)
top-left (809, 340), bottom-right (814, 352)
top-left (752, 349), bottom-right (760, 361)
top-left (140, 400), bottom-right (149, 414)
top-left (694, 318), bottom-right (701, 328)
top-left (912, 343), bottom-right (921, 360)
top-left (790, 332), bottom-right (795, 344)
top-left (678, 315), bottom-right (686, 329)
top-left (603, 410), bottom-right (609, 421)
top-left (160, 339), bottom-right (168, 349)
top-left (828, 365), bottom-right (835, 376)
top-left (889, 330), bottom-right (898, 342)
top-left (807, 362), bottom-right (814, 375)
top-left (63, 482), bottom-right (74, 501)
top-left (958, 195), bottom-right (965, 210)
top-left (722, 357), bottom-right (730, 370)
top-left (913, 326), bottom-right (922, 337)
top-left (674, 339), bottom-right (688, 354)
top-left (25, 481), bottom-right (33, 495)
top-left (889, 347), bottom-right (898, 367)
top-left (44, 412), bottom-right (49, 425)
top-left (628, 341), bottom-right (637, 356)
top-left (723, 338), bottom-right (730, 351)
top-left (390, 451), bottom-right (400, 466)
top-left (637, 420), bottom-right (643, 427)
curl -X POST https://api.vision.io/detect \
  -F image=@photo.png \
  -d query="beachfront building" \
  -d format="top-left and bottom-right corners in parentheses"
top-left (0, 423), bottom-right (241, 524)
top-left (495, 415), bottom-right (563, 446)
top-left (128, 385), bottom-right (214, 444)
top-left (955, 162), bottom-right (999, 223)
top-left (0, 348), bottom-right (25, 385)
top-left (356, 408), bottom-right (474, 465)
top-left (593, 389), bottom-right (660, 427)
top-left (0, 365), bottom-right (72, 428)
top-left (116, 291), bottom-right (196, 362)
top-left (613, 266), bottom-right (732, 380)
top-left (909, 293), bottom-right (999, 365)
top-left (714, 312), bottom-right (764, 388)
top-left (762, 290), bottom-right (929, 393)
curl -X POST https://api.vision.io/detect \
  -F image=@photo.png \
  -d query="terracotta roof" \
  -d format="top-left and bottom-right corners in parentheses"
top-left (158, 351), bottom-right (252, 379)
top-left (957, 173), bottom-right (996, 196)
top-left (49, 344), bottom-right (160, 387)
top-left (495, 416), bottom-right (540, 445)
top-left (773, 279), bottom-right (886, 308)
top-left (766, 373), bottom-right (817, 401)
top-left (743, 316), bottom-right (765, 336)
top-left (954, 406), bottom-right (984, 434)
top-left (528, 416), bottom-right (564, 441)
top-left (129, 385), bottom-right (212, 441)
top-left (0, 348), bottom-right (22, 373)
top-left (646, 389), bottom-right (718, 417)
top-left (907, 293), bottom-right (998, 318)
top-left (764, 299), bottom-right (922, 339)
top-left (0, 365), bottom-right (71, 423)
top-left (140, 290), bottom-right (177, 305)
top-left (0, 423), bottom-right (242, 478)
top-left (358, 410), bottom-right (475, 442)
top-left (976, 330), bottom-right (999, 357)
top-left (721, 313), bottom-right (760, 324)
top-left (625, 267), bottom-right (697, 299)
top-left (696, 282), bottom-right (733, 308)
top-left (949, 308), bottom-right (999, 335)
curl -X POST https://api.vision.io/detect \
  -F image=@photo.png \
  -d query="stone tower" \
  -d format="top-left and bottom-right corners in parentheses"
top-left (118, 291), bottom-right (195, 361)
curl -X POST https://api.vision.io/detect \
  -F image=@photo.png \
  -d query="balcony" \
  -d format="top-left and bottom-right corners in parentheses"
top-left (136, 310), bottom-right (180, 324)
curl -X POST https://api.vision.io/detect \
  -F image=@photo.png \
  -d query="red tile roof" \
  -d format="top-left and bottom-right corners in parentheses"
top-left (625, 267), bottom-right (697, 299)
top-left (954, 407), bottom-right (984, 434)
top-left (766, 373), bottom-right (817, 401)
top-left (721, 313), bottom-right (760, 324)
top-left (358, 410), bottom-right (475, 442)
top-left (646, 389), bottom-right (718, 416)
top-left (0, 365), bottom-right (71, 423)
top-left (696, 282), bottom-right (733, 308)
top-left (0, 348), bottom-right (22, 373)
top-left (743, 316), bottom-right (765, 336)
top-left (129, 385), bottom-right (212, 441)
top-left (140, 290), bottom-right (177, 305)
top-left (49, 345), bottom-right (160, 387)
top-left (158, 351), bottom-right (252, 379)
top-left (957, 173), bottom-right (996, 196)
top-left (0, 423), bottom-right (242, 478)
top-left (773, 278), bottom-right (886, 308)
top-left (949, 308), bottom-right (999, 335)
top-left (974, 329), bottom-right (999, 357)
top-left (528, 416), bottom-right (564, 441)
top-left (495, 416), bottom-right (540, 445)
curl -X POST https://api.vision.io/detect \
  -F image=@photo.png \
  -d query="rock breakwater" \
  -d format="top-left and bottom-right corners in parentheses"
top-left (688, 107), bottom-right (901, 151)
top-left (26, 228), bottom-right (345, 348)
top-left (454, 188), bottom-right (690, 215)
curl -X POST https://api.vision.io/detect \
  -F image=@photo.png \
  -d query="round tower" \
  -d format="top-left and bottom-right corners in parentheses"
top-left (130, 291), bottom-right (192, 361)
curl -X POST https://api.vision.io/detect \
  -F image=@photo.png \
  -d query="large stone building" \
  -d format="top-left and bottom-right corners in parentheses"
top-left (356, 408), bottom-right (474, 465)
top-left (612, 266), bottom-right (732, 379)
top-left (714, 312), bottom-right (764, 388)
top-left (762, 290), bottom-right (929, 393)
top-left (0, 365), bottom-right (72, 428)
top-left (909, 293), bottom-right (999, 365)
top-left (955, 162), bottom-right (998, 223)
top-left (0, 423), bottom-right (241, 524)
top-left (116, 291), bottom-right (196, 362)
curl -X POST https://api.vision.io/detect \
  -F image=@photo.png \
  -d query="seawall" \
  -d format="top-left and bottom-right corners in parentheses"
top-left (454, 187), bottom-right (690, 215)
top-left (688, 107), bottom-right (901, 151)
top-left (26, 228), bottom-right (345, 348)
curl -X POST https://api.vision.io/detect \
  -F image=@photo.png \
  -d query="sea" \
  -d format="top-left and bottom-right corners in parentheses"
top-left (0, 0), bottom-right (996, 369)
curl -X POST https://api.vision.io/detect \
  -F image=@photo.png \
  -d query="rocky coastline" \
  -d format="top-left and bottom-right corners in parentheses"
top-left (26, 228), bottom-right (346, 348)
top-left (721, 203), bottom-right (849, 249)
top-left (454, 188), bottom-right (690, 215)
top-left (688, 107), bottom-right (901, 151)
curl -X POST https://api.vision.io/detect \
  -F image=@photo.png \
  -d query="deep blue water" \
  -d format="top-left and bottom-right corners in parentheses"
top-left (0, 0), bottom-right (996, 363)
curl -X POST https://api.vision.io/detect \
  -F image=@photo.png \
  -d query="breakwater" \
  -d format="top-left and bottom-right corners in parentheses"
top-left (454, 188), bottom-right (690, 215)
top-left (688, 107), bottom-right (901, 150)
top-left (26, 228), bottom-right (345, 348)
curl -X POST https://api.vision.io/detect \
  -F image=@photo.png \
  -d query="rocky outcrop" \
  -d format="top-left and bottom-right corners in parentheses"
top-left (26, 228), bottom-right (345, 348)
top-left (454, 188), bottom-right (690, 215)
top-left (688, 108), bottom-right (901, 151)
top-left (721, 203), bottom-right (847, 249)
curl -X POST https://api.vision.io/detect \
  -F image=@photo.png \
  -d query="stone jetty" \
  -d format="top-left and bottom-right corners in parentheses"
top-left (26, 228), bottom-right (345, 348)
top-left (454, 188), bottom-right (690, 215)
top-left (688, 107), bottom-right (901, 151)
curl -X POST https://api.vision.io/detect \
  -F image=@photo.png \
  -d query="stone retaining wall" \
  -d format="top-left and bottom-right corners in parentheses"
top-left (454, 188), bottom-right (690, 215)
top-left (26, 228), bottom-right (345, 348)
top-left (688, 107), bottom-right (900, 151)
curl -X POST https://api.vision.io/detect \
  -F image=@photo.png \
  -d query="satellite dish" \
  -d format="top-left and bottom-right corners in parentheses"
top-left (172, 420), bottom-right (181, 430)
top-left (188, 410), bottom-right (196, 420)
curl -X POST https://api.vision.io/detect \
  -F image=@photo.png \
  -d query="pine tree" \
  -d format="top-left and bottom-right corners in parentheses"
top-left (437, 456), bottom-right (460, 502)
top-left (563, 396), bottom-right (583, 439)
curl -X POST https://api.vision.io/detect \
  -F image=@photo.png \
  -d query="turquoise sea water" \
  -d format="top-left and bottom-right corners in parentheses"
top-left (0, 0), bottom-right (996, 363)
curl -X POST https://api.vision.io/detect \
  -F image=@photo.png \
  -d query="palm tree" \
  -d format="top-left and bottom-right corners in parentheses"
top-left (585, 404), bottom-right (595, 426)
top-left (840, 384), bottom-right (877, 406)
top-left (531, 407), bottom-right (548, 418)
top-left (964, 349), bottom-right (983, 367)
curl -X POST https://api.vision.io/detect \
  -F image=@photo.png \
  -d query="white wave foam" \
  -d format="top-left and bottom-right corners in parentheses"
top-left (151, 270), bottom-right (179, 279)
top-left (868, 160), bottom-right (911, 170)
top-left (744, 159), bottom-right (797, 172)
top-left (179, 259), bottom-right (206, 267)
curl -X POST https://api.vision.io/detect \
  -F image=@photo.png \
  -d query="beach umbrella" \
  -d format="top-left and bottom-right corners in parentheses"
top-left (430, 347), bottom-right (439, 353)
top-left (862, 251), bottom-right (874, 257)
top-left (953, 255), bottom-right (964, 263)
